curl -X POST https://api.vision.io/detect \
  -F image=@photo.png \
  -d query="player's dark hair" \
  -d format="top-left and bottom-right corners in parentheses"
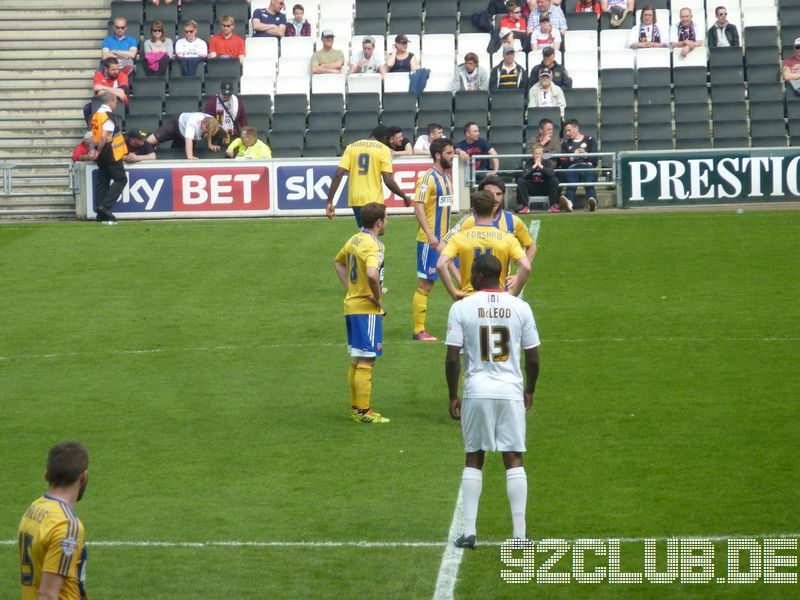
top-left (371, 125), bottom-right (389, 142)
top-left (46, 441), bottom-right (88, 487)
top-left (429, 137), bottom-right (452, 160)
top-left (385, 126), bottom-right (402, 138)
top-left (538, 118), bottom-right (554, 129)
top-left (427, 123), bottom-right (443, 135)
top-left (472, 253), bottom-right (503, 289)
top-left (471, 189), bottom-right (495, 216)
top-left (360, 202), bottom-right (386, 228)
top-left (478, 174), bottom-right (505, 194)
top-left (564, 118), bottom-right (580, 129)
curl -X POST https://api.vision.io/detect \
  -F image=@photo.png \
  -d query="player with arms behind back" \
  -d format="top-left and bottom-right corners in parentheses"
top-left (411, 137), bottom-right (455, 342)
top-left (18, 441), bottom-right (90, 600)
top-left (326, 125), bottom-right (411, 227)
top-left (436, 190), bottom-right (531, 300)
top-left (445, 255), bottom-right (540, 548)
top-left (333, 202), bottom-right (391, 423)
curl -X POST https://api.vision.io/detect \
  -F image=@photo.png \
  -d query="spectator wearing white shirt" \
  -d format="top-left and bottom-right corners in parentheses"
top-left (175, 20), bottom-right (208, 76)
top-left (627, 4), bottom-right (669, 49)
top-left (413, 123), bottom-right (445, 155)
top-left (350, 36), bottom-right (384, 75)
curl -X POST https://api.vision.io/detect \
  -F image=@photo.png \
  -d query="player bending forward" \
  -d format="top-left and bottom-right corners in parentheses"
top-left (445, 254), bottom-right (540, 547)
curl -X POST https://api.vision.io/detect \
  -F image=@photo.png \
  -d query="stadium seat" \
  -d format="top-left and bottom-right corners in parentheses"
top-left (673, 66), bottom-right (706, 87)
top-left (164, 95), bottom-right (200, 114)
top-left (637, 103), bottom-right (671, 125)
top-left (342, 128), bottom-right (376, 145)
top-left (125, 115), bottom-right (161, 135)
top-left (282, 37), bottom-right (315, 59)
top-left (564, 106), bottom-right (598, 128)
top-left (637, 122), bottom-right (674, 151)
top-left (599, 68), bottom-right (635, 89)
top-left (354, 17), bottom-right (387, 35)
top-left (269, 133), bottom-right (304, 158)
top-left (598, 124), bottom-right (635, 152)
top-left (311, 74), bottom-right (346, 96)
top-left (132, 78), bottom-right (167, 98)
top-left (246, 37), bottom-right (280, 61)
top-left (242, 58), bottom-right (278, 78)
top-left (424, 17), bottom-right (458, 35)
top-left (569, 13), bottom-right (600, 32)
top-left (389, 17), bottom-right (423, 36)
top-left (635, 48), bottom-right (671, 69)
top-left (712, 120), bottom-right (748, 148)
top-left (310, 92), bottom-right (344, 115)
top-left (146, 1), bottom-right (179, 23)
top-left (110, 1), bottom-right (143, 25)
top-left (205, 76), bottom-right (240, 95)
top-left (382, 92), bottom-right (416, 113)
top-left (671, 47), bottom-right (707, 69)
top-left (128, 97), bottom-right (163, 117)
top-left (355, 0), bottom-right (389, 20)
top-left (600, 29), bottom-right (632, 53)
top-left (526, 107), bottom-right (562, 129)
top-left (347, 73), bottom-right (383, 95)
top-left (274, 93), bottom-right (309, 114)
top-left (180, 1), bottom-right (215, 23)
top-left (276, 75), bottom-right (311, 98)
top-left (169, 78), bottom-right (203, 97)
top-left (346, 110), bottom-right (382, 132)
top-left (570, 69), bottom-right (600, 89)
top-left (308, 112), bottom-right (343, 133)
top-left (564, 50), bottom-right (598, 72)
top-left (457, 33), bottom-right (490, 63)
top-left (743, 26), bottom-right (779, 49)
top-left (383, 72), bottom-right (411, 93)
top-left (271, 112), bottom-right (307, 133)
top-left (346, 92), bottom-right (381, 114)
top-left (206, 59), bottom-right (242, 80)
top-left (216, 0), bottom-right (250, 27)
top-left (600, 49), bottom-right (635, 70)
top-left (491, 89), bottom-right (525, 112)
top-left (599, 12), bottom-right (634, 31)
top-left (240, 93), bottom-right (273, 117)
top-left (240, 75), bottom-right (274, 96)
top-left (421, 34), bottom-right (456, 60)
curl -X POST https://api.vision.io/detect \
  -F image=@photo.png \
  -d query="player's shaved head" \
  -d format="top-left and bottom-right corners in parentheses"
top-left (359, 202), bottom-right (386, 228)
top-left (471, 189), bottom-right (495, 216)
top-left (472, 254), bottom-right (502, 291)
top-left (46, 441), bottom-right (88, 487)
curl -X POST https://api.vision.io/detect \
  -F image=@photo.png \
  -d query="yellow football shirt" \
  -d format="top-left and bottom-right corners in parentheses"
top-left (338, 139), bottom-right (393, 207)
top-left (18, 495), bottom-right (87, 600)
top-left (445, 210), bottom-right (533, 249)
top-left (441, 225), bottom-right (525, 295)
top-left (415, 167), bottom-right (454, 243)
top-left (335, 231), bottom-right (385, 314)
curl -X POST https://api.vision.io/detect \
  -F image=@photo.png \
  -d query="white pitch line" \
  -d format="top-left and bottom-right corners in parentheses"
top-left (433, 487), bottom-right (465, 600)
top-left (1, 336), bottom-right (797, 363)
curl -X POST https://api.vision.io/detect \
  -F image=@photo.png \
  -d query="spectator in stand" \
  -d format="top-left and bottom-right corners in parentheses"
top-left (452, 52), bottom-right (490, 92)
top-left (601, 0), bottom-right (633, 27)
top-left (516, 145), bottom-right (560, 213)
top-left (576, 0), bottom-right (601, 16)
top-left (102, 17), bottom-right (138, 75)
top-left (530, 12), bottom-right (562, 52)
top-left (226, 126), bottom-right (273, 159)
top-left (499, 1), bottom-right (527, 33)
top-left (350, 36), bottom-right (383, 75)
top-left (782, 38), bottom-right (800, 96)
top-left (707, 6), bottom-right (739, 48)
top-left (143, 21), bottom-right (174, 77)
top-left (627, 5), bottom-right (669, 49)
top-left (527, 67), bottom-right (566, 111)
top-left (387, 126), bottom-right (413, 156)
top-left (670, 8), bottom-right (704, 57)
top-left (145, 113), bottom-right (221, 160)
top-left (529, 46), bottom-right (572, 90)
top-left (203, 81), bottom-right (248, 147)
top-left (414, 123), bottom-right (445, 155)
top-left (286, 4), bottom-right (311, 37)
top-left (527, 0), bottom-right (567, 38)
top-left (311, 30), bottom-right (345, 74)
top-left (252, 0), bottom-right (287, 39)
top-left (175, 20), bottom-right (208, 76)
top-left (209, 16), bottom-right (246, 63)
top-left (82, 57), bottom-right (129, 126)
top-left (455, 122), bottom-right (499, 178)
top-left (530, 117), bottom-right (561, 154)
top-left (490, 45), bottom-right (528, 89)
top-left (123, 129), bottom-right (157, 163)
top-left (499, 28), bottom-right (524, 53)
top-left (559, 119), bottom-right (598, 212)
top-left (381, 34), bottom-right (418, 74)
top-left (71, 132), bottom-right (97, 162)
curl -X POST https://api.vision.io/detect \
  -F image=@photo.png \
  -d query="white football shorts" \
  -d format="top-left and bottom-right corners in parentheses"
top-left (461, 396), bottom-right (526, 453)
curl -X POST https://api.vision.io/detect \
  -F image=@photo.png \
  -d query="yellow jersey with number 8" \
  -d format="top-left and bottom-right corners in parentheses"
top-left (338, 139), bottom-right (393, 207)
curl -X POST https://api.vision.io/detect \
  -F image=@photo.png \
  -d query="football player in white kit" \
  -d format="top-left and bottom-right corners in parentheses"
top-left (445, 253), bottom-right (541, 548)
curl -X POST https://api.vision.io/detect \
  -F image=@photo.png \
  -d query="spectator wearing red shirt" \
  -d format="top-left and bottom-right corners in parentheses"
top-left (71, 133), bottom-right (96, 162)
top-left (82, 57), bottom-right (129, 125)
top-left (209, 15), bottom-right (246, 63)
top-left (498, 1), bottom-right (527, 32)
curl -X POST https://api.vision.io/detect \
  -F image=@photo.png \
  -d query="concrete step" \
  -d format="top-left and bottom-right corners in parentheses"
top-left (0, 108), bottom-right (90, 120)
top-left (0, 136), bottom-right (79, 146)
top-left (0, 40), bottom-right (103, 53)
top-left (1, 128), bottom-right (86, 138)
top-left (0, 80), bottom-right (92, 92)
top-left (0, 9), bottom-right (109, 20)
top-left (0, 0), bottom-right (107, 8)
top-left (0, 118), bottom-right (87, 129)
top-left (0, 58), bottom-right (100, 69)
top-left (0, 145), bottom-right (75, 157)
top-left (0, 28), bottom-right (107, 41)
top-left (0, 88), bottom-right (90, 99)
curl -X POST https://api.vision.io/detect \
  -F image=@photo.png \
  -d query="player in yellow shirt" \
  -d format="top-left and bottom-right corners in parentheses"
top-left (444, 175), bottom-right (537, 291)
top-left (333, 202), bottom-right (390, 423)
top-left (411, 138), bottom-right (455, 342)
top-left (326, 125), bottom-right (411, 227)
top-left (18, 441), bottom-right (89, 600)
top-left (437, 190), bottom-right (531, 299)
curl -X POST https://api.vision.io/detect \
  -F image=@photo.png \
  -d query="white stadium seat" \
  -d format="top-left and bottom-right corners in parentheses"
top-left (672, 46), bottom-right (707, 68)
top-left (347, 73), bottom-right (382, 95)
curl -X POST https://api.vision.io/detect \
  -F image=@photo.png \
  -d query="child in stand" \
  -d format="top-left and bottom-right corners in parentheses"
top-left (531, 13), bottom-right (562, 52)
top-left (225, 126), bottom-right (272, 159)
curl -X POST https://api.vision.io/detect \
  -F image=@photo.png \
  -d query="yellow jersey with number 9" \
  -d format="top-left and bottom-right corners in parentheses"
top-left (335, 231), bottom-right (385, 315)
top-left (338, 139), bottom-right (393, 207)
top-left (18, 494), bottom-right (87, 600)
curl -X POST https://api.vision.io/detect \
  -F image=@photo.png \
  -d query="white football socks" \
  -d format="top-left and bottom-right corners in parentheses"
top-left (506, 466), bottom-right (528, 539)
top-left (461, 467), bottom-right (483, 537)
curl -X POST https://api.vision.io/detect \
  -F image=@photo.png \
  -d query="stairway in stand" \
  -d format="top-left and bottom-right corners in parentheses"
top-left (0, 0), bottom-right (109, 219)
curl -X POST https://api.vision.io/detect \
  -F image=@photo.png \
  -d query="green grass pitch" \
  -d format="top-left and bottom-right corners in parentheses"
top-left (1, 209), bottom-right (799, 598)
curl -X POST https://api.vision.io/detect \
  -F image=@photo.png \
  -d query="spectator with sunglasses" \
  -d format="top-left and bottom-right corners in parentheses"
top-left (782, 38), bottom-right (800, 96)
top-left (175, 20), bottom-right (208, 76)
top-left (209, 15), bottom-right (246, 63)
top-left (102, 17), bottom-right (138, 74)
top-left (252, 0), bottom-right (287, 39)
top-left (381, 34), bottom-right (417, 74)
top-left (707, 6), bottom-right (739, 48)
top-left (143, 20), bottom-right (174, 76)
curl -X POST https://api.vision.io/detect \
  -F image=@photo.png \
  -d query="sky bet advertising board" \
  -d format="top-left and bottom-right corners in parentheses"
top-left (83, 157), bottom-right (449, 219)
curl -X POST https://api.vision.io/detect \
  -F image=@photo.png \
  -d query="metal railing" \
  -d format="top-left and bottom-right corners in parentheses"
top-left (0, 161), bottom-right (74, 197)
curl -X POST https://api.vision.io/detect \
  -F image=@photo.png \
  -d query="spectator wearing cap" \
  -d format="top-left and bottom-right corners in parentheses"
top-left (381, 34), bottom-right (418, 74)
top-left (209, 15), bottom-right (246, 63)
top-left (490, 45), bottom-right (528, 89)
top-left (71, 132), bottom-right (97, 163)
top-left (527, 67), bottom-right (566, 111)
top-left (286, 4), bottom-right (311, 37)
top-left (601, 0), bottom-right (632, 27)
top-left (123, 130), bottom-right (157, 162)
top-left (102, 17), bottom-right (139, 74)
top-left (204, 81), bottom-right (248, 147)
top-left (529, 46), bottom-right (572, 91)
top-left (782, 38), bottom-right (800, 96)
top-left (531, 12), bottom-right (562, 52)
top-left (499, 28), bottom-right (524, 52)
top-left (252, 0), bottom-right (287, 39)
top-left (452, 52), bottom-right (489, 92)
top-left (527, 0), bottom-right (568, 38)
top-left (175, 20), bottom-right (208, 76)
top-left (350, 36), bottom-right (383, 74)
top-left (311, 30), bottom-right (345, 74)
top-left (707, 6), bottom-right (739, 48)
top-left (627, 5), bottom-right (669, 49)
top-left (143, 20), bottom-right (174, 77)
top-left (670, 7), bottom-right (704, 57)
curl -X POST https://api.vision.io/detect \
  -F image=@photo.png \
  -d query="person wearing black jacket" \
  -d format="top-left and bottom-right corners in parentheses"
top-left (528, 47), bottom-right (572, 92)
top-left (516, 145), bottom-right (560, 213)
top-left (706, 6), bottom-right (740, 48)
top-left (490, 45), bottom-right (529, 89)
top-left (559, 119), bottom-right (598, 212)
